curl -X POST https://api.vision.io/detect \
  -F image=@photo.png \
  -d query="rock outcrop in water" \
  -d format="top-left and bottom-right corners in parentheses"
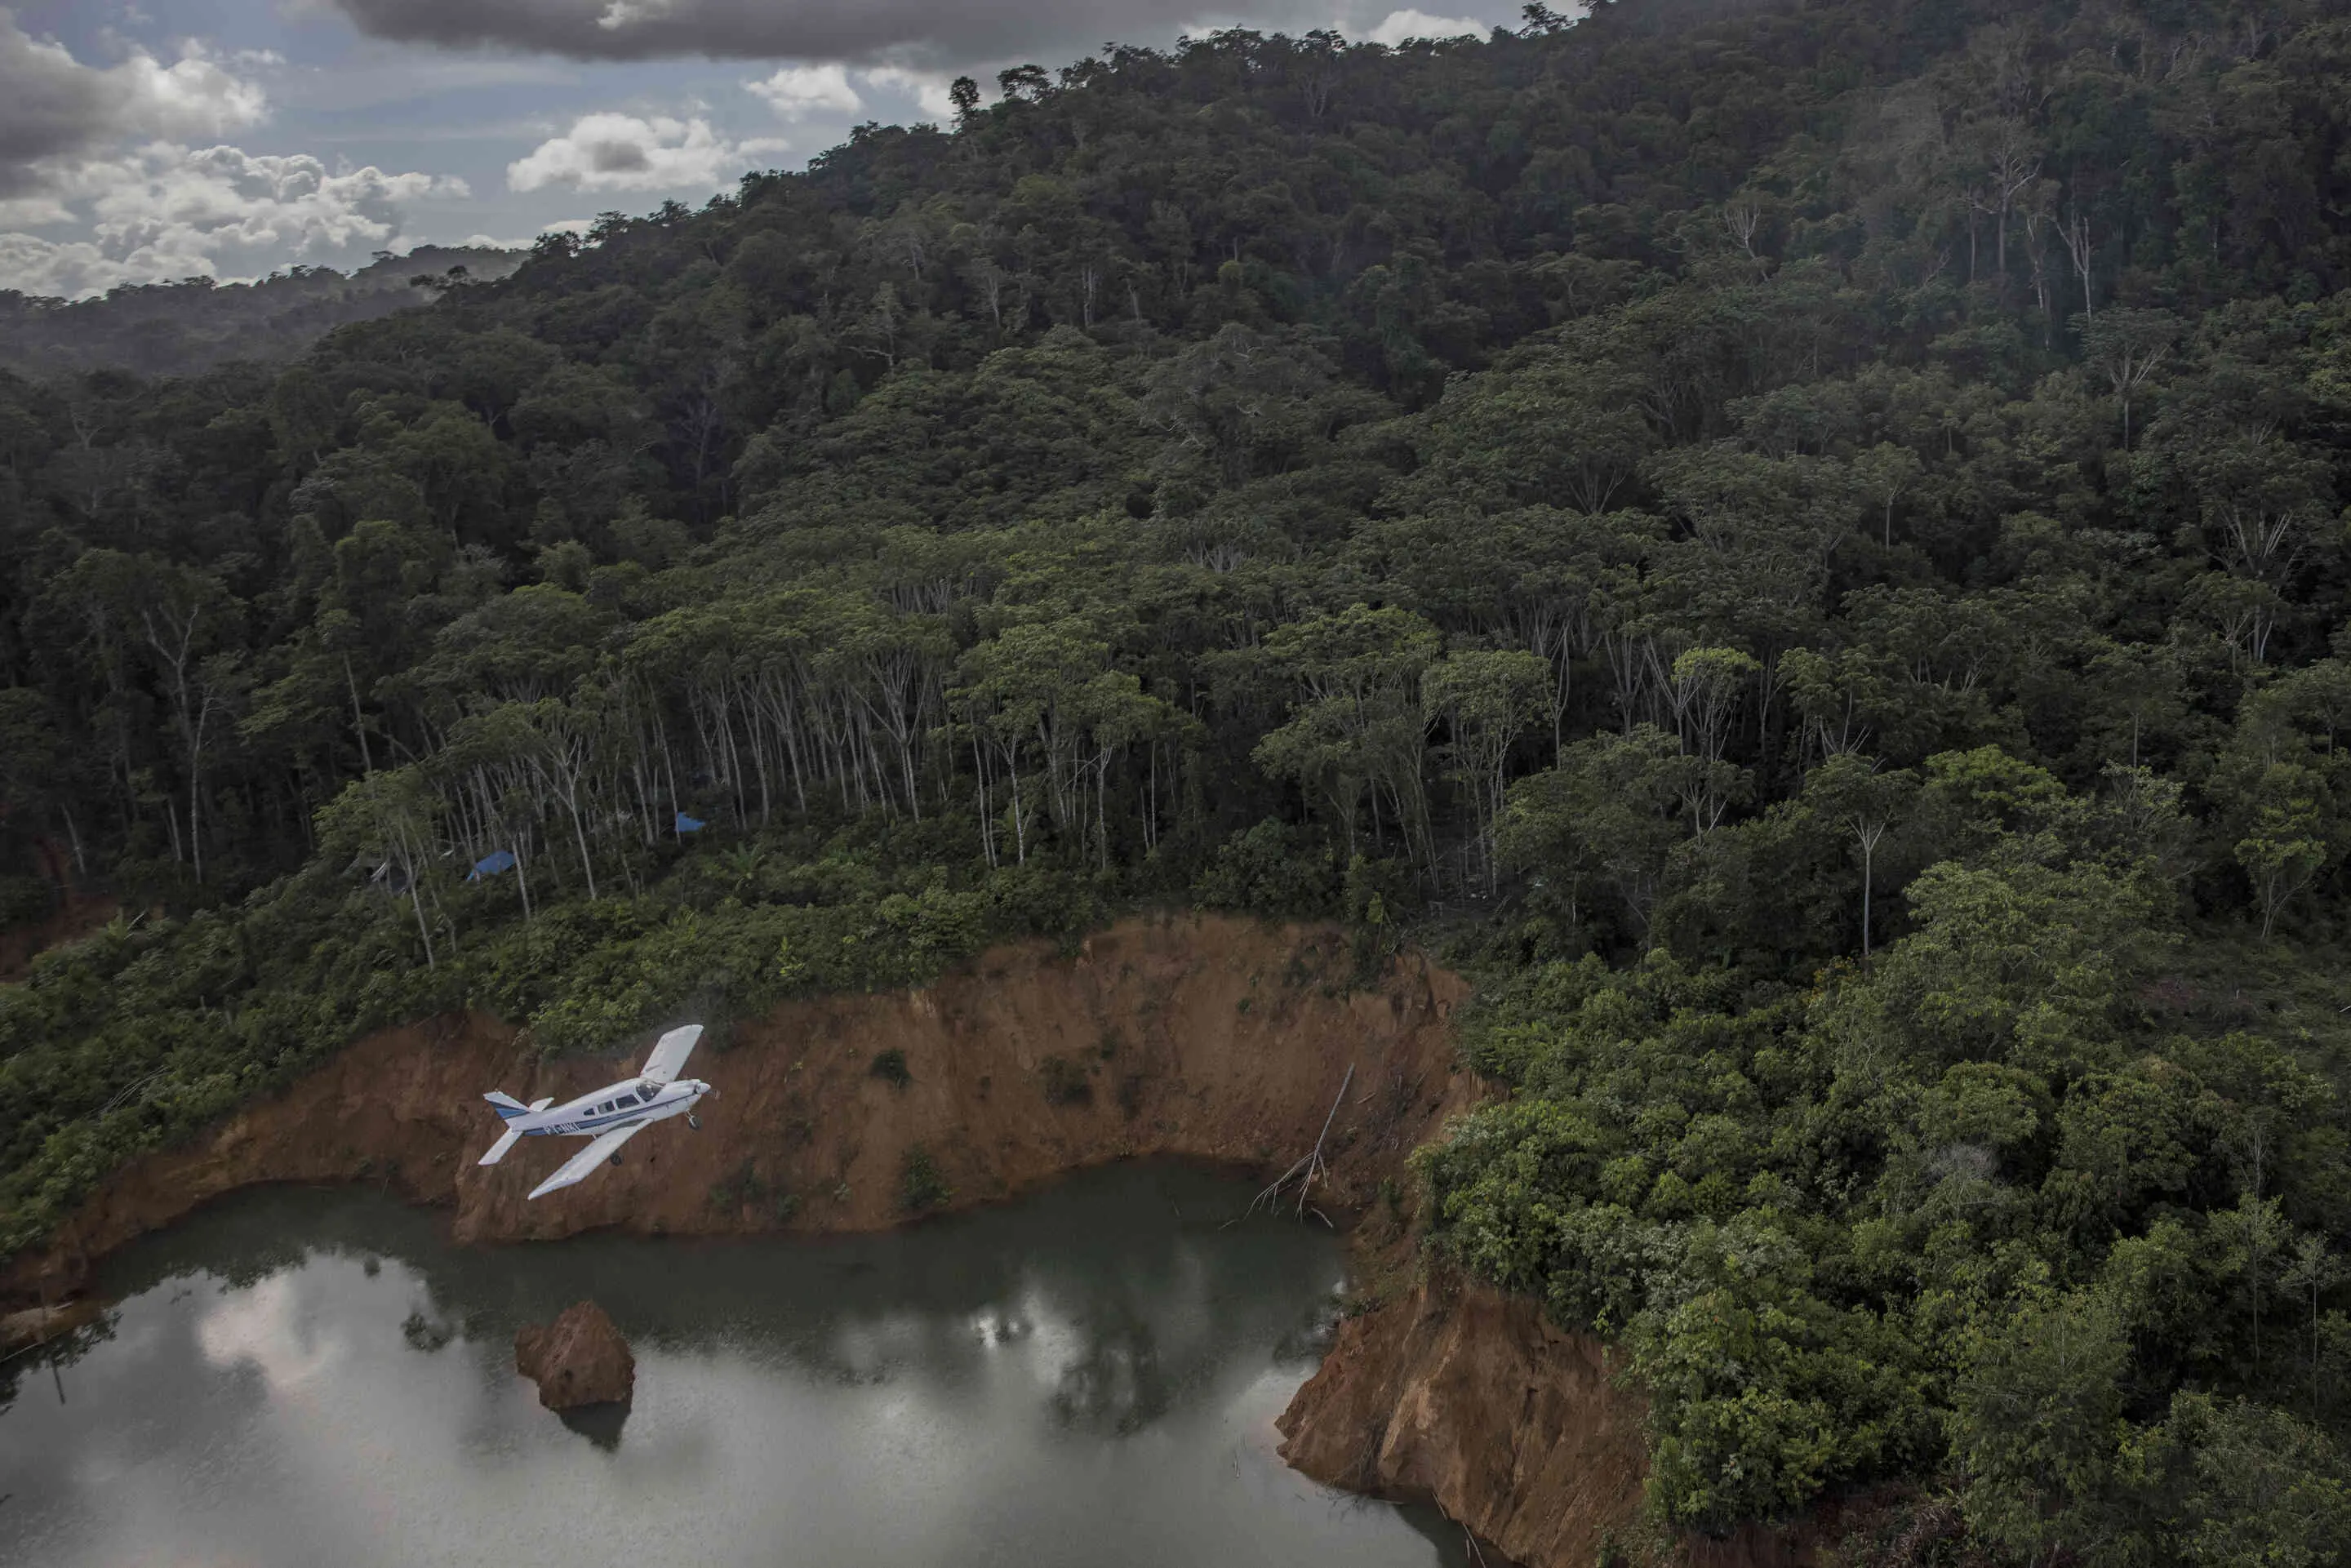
top-left (516, 1300), bottom-right (635, 1410)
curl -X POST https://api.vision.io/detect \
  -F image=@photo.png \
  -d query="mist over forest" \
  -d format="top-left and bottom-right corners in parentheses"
top-left (0, 246), bottom-right (526, 382)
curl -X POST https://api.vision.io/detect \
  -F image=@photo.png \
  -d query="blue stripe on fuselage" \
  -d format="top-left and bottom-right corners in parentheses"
top-left (526, 1108), bottom-right (658, 1136)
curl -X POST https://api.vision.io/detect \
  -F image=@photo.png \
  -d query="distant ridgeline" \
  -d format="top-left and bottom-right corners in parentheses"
top-left (0, 247), bottom-right (526, 380)
top-left (8, 0), bottom-right (2351, 1557)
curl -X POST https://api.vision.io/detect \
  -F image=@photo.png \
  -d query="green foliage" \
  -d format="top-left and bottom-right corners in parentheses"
top-left (470, 887), bottom-right (999, 1055)
top-left (1193, 820), bottom-right (1340, 917)
top-left (0, 834), bottom-right (1094, 1258)
top-left (11, 6), bottom-right (2351, 1558)
top-left (0, 248), bottom-right (526, 380)
top-left (2119, 1393), bottom-right (2351, 1568)
top-left (1952, 1290), bottom-right (2132, 1556)
top-left (0, 877), bottom-right (53, 930)
top-left (899, 1145), bottom-right (952, 1214)
top-left (1428, 765), bottom-right (2351, 1544)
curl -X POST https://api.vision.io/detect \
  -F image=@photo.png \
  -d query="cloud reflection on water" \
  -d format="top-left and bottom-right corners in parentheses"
top-left (0, 1164), bottom-right (1461, 1568)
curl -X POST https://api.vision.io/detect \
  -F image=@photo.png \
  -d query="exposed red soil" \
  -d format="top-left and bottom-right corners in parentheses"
top-left (7, 913), bottom-right (1473, 1299)
top-left (2, 909), bottom-right (1820, 1566)
top-left (1278, 1272), bottom-right (1812, 1568)
top-left (514, 1300), bottom-right (635, 1410)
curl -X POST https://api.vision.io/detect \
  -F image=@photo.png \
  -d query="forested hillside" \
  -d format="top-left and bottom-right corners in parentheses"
top-left (8, 0), bottom-right (2351, 1556)
top-left (0, 245), bottom-right (523, 381)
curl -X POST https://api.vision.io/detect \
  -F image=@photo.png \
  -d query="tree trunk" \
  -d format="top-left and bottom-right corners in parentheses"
top-left (345, 655), bottom-right (374, 775)
top-left (1861, 840), bottom-right (1873, 957)
top-left (409, 870), bottom-right (437, 968)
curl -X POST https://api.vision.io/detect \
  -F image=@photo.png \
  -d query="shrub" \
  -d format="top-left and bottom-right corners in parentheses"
top-left (1039, 1053), bottom-right (1092, 1106)
top-left (708, 1157), bottom-right (762, 1210)
top-left (1192, 820), bottom-right (1340, 917)
top-left (0, 874), bottom-right (56, 929)
top-left (708, 1157), bottom-right (798, 1224)
top-left (869, 1047), bottom-right (911, 1087)
top-left (900, 1145), bottom-right (951, 1212)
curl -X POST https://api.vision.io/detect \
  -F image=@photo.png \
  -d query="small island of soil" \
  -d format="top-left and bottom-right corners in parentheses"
top-left (514, 1299), bottom-right (635, 1410)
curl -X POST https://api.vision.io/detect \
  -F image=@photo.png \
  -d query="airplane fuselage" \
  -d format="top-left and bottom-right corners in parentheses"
top-left (478, 1023), bottom-right (711, 1198)
top-left (510, 1077), bottom-right (711, 1138)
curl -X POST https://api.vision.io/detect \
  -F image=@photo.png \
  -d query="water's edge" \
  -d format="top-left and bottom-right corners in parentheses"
top-left (8, 914), bottom-right (1473, 1304)
top-left (2, 1167), bottom-right (1474, 1568)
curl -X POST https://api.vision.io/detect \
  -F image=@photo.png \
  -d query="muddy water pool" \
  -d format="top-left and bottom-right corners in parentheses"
top-left (0, 1162), bottom-right (1464, 1567)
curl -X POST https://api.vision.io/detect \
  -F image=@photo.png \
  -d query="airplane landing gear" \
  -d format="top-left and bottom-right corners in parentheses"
top-left (688, 1113), bottom-right (702, 1130)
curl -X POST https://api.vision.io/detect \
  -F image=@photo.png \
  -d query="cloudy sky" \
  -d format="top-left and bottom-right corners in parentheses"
top-left (0, 0), bottom-right (1513, 300)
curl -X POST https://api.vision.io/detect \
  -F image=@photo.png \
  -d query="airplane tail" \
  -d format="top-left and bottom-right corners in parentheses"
top-left (479, 1092), bottom-right (553, 1167)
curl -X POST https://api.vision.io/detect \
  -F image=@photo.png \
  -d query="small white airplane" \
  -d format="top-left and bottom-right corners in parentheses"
top-left (478, 1024), bottom-right (716, 1200)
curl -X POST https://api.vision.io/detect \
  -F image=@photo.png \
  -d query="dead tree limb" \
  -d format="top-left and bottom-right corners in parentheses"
top-left (1233, 1064), bottom-right (1355, 1224)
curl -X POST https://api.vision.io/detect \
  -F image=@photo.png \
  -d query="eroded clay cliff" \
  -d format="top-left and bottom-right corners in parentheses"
top-left (1280, 1274), bottom-right (1812, 1568)
top-left (7, 913), bottom-right (1471, 1299)
top-left (1281, 1275), bottom-right (1649, 1565)
top-left (4, 908), bottom-right (1824, 1566)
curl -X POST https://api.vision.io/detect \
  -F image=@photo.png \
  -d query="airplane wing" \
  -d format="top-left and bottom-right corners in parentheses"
top-left (637, 1024), bottom-right (704, 1087)
top-left (527, 1120), bottom-right (648, 1201)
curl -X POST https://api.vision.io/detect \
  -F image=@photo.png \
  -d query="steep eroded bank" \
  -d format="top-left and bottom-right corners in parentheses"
top-left (9, 913), bottom-right (1472, 1298)
top-left (1280, 1276), bottom-right (1649, 1566)
top-left (8, 908), bottom-right (1821, 1566)
top-left (1278, 1277), bottom-right (1809, 1568)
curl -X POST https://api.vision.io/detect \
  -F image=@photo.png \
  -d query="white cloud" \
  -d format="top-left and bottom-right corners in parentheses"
top-left (0, 23), bottom-right (464, 300)
top-left (506, 113), bottom-right (785, 194)
top-left (118, 46), bottom-right (276, 139)
top-left (0, 233), bottom-right (139, 299)
top-left (0, 189), bottom-right (73, 229)
top-left (597, 0), bottom-right (678, 29)
top-left (0, 142), bottom-right (467, 299)
top-left (91, 144), bottom-right (464, 252)
top-left (198, 1276), bottom-right (341, 1392)
top-left (857, 64), bottom-right (959, 120)
top-left (0, 17), bottom-right (272, 193)
top-left (747, 63), bottom-right (863, 120)
top-left (1363, 8), bottom-right (1489, 44)
top-left (456, 217), bottom-right (594, 250)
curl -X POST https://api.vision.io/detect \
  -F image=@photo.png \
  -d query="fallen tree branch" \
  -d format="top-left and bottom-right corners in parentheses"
top-left (1232, 1064), bottom-right (1354, 1225)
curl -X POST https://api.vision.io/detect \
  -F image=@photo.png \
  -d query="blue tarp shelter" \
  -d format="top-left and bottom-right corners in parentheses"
top-left (675, 813), bottom-right (705, 833)
top-left (468, 849), bottom-right (518, 881)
